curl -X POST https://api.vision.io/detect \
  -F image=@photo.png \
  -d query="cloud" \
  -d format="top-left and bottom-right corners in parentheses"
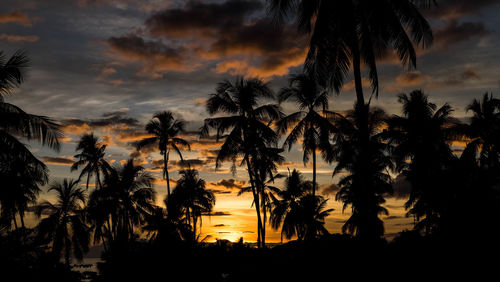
top-left (424, 0), bottom-right (500, 20)
top-left (206, 211), bottom-right (231, 216)
top-left (320, 184), bottom-right (341, 196)
top-left (396, 71), bottom-right (431, 86)
top-left (428, 69), bottom-right (481, 88)
top-left (433, 20), bottom-right (490, 50)
top-left (0, 34), bottom-right (39, 43)
top-left (42, 156), bottom-right (74, 166)
top-left (209, 178), bottom-right (246, 189)
top-left (106, 0), bottom-right (307, 78)
top-left (213, 224), bottom-right (226, 227)
top-left (0, 10), bottom-right (39, 27)
top-left (107, 34), bottom-right (195, 77)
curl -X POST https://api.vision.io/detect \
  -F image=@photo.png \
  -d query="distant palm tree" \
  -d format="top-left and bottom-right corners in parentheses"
top-left (268, 0), bottom-right (433, 105)
top-left (387, 90), bottom-right (458, 234)
top-left (277, 73), bottom-right (337, 196)
top-left (71, 133), bottom-right (112, 190)
top-left (36, 179), bottom-right (89, 266)
top-left (0, 154), bottom-right (47, 229)
top-left (201, 77), bottom-right (282, 248)
top-left (463, 93), bottom-right (500, 169)
top-left (137, 111), bottom-right (190, 199)
top-left (331, 103), bottom-right (393, 240)
top-left (94, 160), bottom-right (156, 243)
top-left (270, 170), bottom-right (333, 241)
top-left (170, 169), bottom-right (215, 241)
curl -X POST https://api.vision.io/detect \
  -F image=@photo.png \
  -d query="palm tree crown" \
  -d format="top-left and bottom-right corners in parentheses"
top-left (137, 111), bottom-right (190, 199)
top-left (71, 133), bottom-right (112, 190)
top-left (36, 179), bottom-right (89, 266)
top-left (277, 73), bottom-right (337, 196)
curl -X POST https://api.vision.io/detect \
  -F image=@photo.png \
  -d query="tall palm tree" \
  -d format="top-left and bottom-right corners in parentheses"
top-left (71, 133), bottom-right (112, 190)
top-left (137, 111), bottom-right (190, 199)
top-left (36, 179), bottom-right (89, 266)
top-left (387, 90), bottom-right (458, 234)
top-left (270, 170), bottom-right (333, 241)
top-left (268, 0), bottom-right (433, 105)
top-left (0, 154), bottom-right (47, 229)
top-left (276, 73), bottom-right (337, 196)
top-left (463, 93), bottom-right (500, 169)
top-left (170, 169), bottom-right (215, 241)
top-left (331, 103), bottom-right (393, 240)
top-left (201, 77), bottom-right (282, 248)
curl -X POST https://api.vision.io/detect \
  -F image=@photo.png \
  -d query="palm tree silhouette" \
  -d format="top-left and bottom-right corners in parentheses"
top-left (0, 154), bottom-right (47, 230)
top-left (268, 0), bottom-right (433, 105)
top-left (276, 73), bottom-right (337, 196)
top-left (201, 77), bottom-right (282, 248)
top-left (0, 50), bottom-right (62, 163)
top-left (387, 90), bottom-right (458, 234)
top-left (103, 159), bottom-right (156, 243)
top-left (170, 169), bottom-right (215, 241)
top-left (137, 111), bottom-right (190, 199)
top-left (270, 170), bottom-right (333, 241)
top-left (36, 179), bottom-right (89, 266)
top-left (71, 133), bottom-right (112, 190)
top-left (463, 93), bottom-right (500, 169)
top-left (331, 103), bottom-right (393, 240)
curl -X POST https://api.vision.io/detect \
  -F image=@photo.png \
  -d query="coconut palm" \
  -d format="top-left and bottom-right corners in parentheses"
top-left (0, 154), bottom-right (47, 230)
top-left (331, 103), bottom-right (393, 240)
top-left (201, 77), bottom-right (282, 248)
top-left (36, 179), bottom-right (89, 266)
top-left (71, 133), bottom-right (112, 190)
top-left (463, 93), bottom-right (500, 169)
top-left (137, 111), bottom-right (190, 199)
top-left (101, 160), bottom-right (156, 243)
top-left (387, 90), bottom-right (458, 234)
top-left (268, 0), bottom-right (433, 105)
top-left (270, 170), bottom-right (333, 241)
top-left (276, 73), bottom-right (337, 196)
top-left (170, 169), bottom-right (215, 241)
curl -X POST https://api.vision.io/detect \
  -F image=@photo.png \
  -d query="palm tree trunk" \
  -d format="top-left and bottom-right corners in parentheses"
top-left (12, 215), bottom-right (18, 230)
top-left (19, 212), bottom-right (25, 229)
top-left (193, 214), bottom-right (197, 242)
top-left (352, 38), bottom-right (365, 106)
top-left (312, 148), bottom-right (317, 197)
top-left (261, 199), bottom-right (266, 248)
top-left (164, 151), bottom-right (171, 199)
top-left (86, 175), bottom-right (90, 190)
top-left (245, 158), bottom-right (263, 248)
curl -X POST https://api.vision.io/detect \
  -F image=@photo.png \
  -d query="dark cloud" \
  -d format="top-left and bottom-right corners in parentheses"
top-left (145, 0), bottom-right (263, 37)
top-left (213, 224), bottom-right (226, 227)
top-left (42, 156), bottom-right (74, 165)
top-left (425, 0), bottom-right (500, 20)
top-left (434, 20), bottom-right (490, 50)
top-left (396, 71), bottom-right (430, 86)
top-left (63, 111), bottom-right (139, 128)
top-left (206, 211), bottom-right (231, 216)
top-left (210, 179), bottom-right (246, 190)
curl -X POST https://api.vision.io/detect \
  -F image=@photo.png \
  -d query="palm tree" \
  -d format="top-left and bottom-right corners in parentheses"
top-left (0, 50), bottom-right (61, 166)
top-left (170, 169), bottom-right (215, 241)
top-left (463, 93), bottom-right (500, 169)
top-left (137, 111), bottom-right (190, 199)
top-left (270, 170), bottom-right (333, 241)
top-left (94, 160), bottom-right (156, 243)
top-left (276, 73), bottom-right (337, 196)
top-left (0, 154), bottom-right (47, 230)
top-left (268, 0), bottom-right (433, 105)
top-left (36, 179), bottom-right (89, 266)
top-left (387, 90), bottom-right (458, 234)
top-left (331, 103), bottom-right (393, 240)
top-left (71, 133), bottom-right (112, 190)
top-left (201, 77), bottom-right (282, 248)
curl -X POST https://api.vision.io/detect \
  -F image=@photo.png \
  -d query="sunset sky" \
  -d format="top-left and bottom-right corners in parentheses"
top-left (2, 0), bottom-right (500, 242)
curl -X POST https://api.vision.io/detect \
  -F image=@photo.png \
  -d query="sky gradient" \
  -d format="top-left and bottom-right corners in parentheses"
top-left (2, 0), bottom-right (500, 242)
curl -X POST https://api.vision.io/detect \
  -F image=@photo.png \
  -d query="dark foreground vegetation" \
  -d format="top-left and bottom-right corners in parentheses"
top-left (2, 0), bottom-right (500, 281)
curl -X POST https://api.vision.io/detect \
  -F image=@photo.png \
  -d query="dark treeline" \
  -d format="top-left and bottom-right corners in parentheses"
top-left (2, 0), bottom-right (500, 281)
